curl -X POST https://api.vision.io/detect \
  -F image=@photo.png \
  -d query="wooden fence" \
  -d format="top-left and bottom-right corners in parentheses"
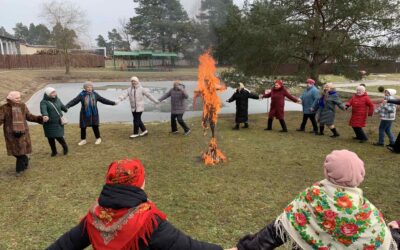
top-left (0, 54), bottom-right (105, 69)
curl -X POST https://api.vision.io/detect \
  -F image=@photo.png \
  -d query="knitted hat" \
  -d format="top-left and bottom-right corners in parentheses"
top-left (45, 87), bottom-right (56, 96)
top-left (106, 159), bottom-right (145, 188)
top-left (356, 86), bottom-right (366, 95)
top-left (6, 91), bottom-right (21, 102)
top-left (274, 79), bottom-right (284, 88)
top-left (306, 79), bottom-right (315, 85)
top-left (324, 150), bottom-right (365, 187)
top-left (83, 81), bottom-right (93, 89)
top-left (386, 89), bottom-right (397, 96)
top-left (130, 76), bottom-right (139, 83)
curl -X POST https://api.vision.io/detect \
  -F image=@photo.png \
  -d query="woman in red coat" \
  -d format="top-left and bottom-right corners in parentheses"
top-left (346, 85), bottom-right (374, 142)
top-left (261, 80), bottom-right (300, 132)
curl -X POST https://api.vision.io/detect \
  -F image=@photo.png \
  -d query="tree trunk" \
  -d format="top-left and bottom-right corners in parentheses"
top-left (64, 49), bottom-right (70, 74)
top-left (309, 62), bottom-right (320, 85)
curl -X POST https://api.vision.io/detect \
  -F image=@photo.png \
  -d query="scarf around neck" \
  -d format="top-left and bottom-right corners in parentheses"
top-left (318, 91), bottom-right (337, 108)
top-left (81, 91), bottom-right (98, 118)
top-left (275, 179), bottom-right (396, 250)
top-left (9, 102), bottom-right (26, 133)
top-left (84, 184), bottom-right (167, 250)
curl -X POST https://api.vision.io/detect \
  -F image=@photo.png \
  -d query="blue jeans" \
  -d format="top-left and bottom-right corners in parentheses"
top-left (378, 120), bottom-right (395, 145)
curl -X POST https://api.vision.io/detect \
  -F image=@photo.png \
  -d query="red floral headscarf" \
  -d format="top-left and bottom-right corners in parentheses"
top-left (84, 159), bottom-right (167, 250)
top-left (106, 159), bottom-right (145, 188)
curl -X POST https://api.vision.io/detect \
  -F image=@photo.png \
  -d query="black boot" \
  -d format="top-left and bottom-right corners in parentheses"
top-left (233, 124), bottom-right (240, 130)
top-left (318, 125), bottom-right (325, 135)
top-left (279, 119), bottom-right (288, 132)
top-left (265, 118), bottom-right (273, 130)
top-left (50, 146), bottom-right (57, 157)
top-left (63, 145), bottom-right (69, 155)
top-left (243, 123), bottom-right (249, 128)
top-left (330, 128), bottom-right (340, 138)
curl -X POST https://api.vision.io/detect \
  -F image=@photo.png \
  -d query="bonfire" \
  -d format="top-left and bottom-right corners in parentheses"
top-left (193, 51), bottom-right (227, 166)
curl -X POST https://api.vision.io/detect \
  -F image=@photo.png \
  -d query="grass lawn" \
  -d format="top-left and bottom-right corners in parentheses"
top-left (364, 85), bottom-right (400, 94)
top-left (339, 85), bottom-right (400, 97)
top-left (0, 111), bottom-right (399, 249)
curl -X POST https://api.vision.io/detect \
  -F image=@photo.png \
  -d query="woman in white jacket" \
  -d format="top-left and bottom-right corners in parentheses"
top-left (119, 76), bottom-right (159, 138)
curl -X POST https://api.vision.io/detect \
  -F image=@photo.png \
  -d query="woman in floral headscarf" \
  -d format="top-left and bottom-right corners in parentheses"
top-left (227, 150), bottom-right (399, 250)
top-left (48, 159), bottom-right (222, 250)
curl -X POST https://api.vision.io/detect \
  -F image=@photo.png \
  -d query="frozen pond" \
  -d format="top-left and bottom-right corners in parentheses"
top-left (27, 81), bottom-right (302, 123)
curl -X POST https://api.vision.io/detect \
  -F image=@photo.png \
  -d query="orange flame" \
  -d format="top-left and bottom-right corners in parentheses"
top-left (194, 51), bottom-right (227, 166)
top-left (202, 138), bottom-right (227, 166)
top-left (195, 51), bottom-right (226, 126)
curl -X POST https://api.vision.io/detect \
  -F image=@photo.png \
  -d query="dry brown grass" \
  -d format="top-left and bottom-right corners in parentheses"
top-left (0, 112), bottom-right (399, 249)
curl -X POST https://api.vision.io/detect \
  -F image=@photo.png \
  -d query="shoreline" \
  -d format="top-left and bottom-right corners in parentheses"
top-left (0, 68), bottom-right (199, 104)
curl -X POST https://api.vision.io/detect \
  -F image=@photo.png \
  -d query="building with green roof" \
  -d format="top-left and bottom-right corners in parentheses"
top-left (113, 50), bottom-right (179, 71)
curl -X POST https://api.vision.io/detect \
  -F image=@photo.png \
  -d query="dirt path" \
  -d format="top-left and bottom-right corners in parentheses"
top-left (333, 79), bottom-right (400, 87)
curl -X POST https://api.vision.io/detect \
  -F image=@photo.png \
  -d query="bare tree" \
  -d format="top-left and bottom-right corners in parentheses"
top-left (40, 0), bottom-right (89, 74)
top-left (118, 18), bottom-right (132, 50)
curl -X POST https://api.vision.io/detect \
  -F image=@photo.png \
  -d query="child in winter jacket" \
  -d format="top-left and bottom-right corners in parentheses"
top-left (373, 89), bottom-right (397, 146)
top-left (346, 85), bottom-right (374, 143)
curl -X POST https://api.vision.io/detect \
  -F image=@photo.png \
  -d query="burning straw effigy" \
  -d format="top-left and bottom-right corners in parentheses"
top-left (193, 51), bottom-right (227, 166)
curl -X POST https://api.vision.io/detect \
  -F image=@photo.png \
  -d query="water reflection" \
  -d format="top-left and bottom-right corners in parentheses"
top-left (27, 81), bottom-right (302, 123)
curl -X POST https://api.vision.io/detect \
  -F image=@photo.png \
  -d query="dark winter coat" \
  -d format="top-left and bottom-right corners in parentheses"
top-left (40, 95), bottom-right (68, 138)
top-left (228, 89), bottom-right (259, 123)
top-left (347, 93), bottom-right (374, 128)
top-left (388, 99), bottom-right (400, 153)
top-left (262, 87), bottom-right (298, 119)
top-left (388, 98), bottom-right (400, 105)
top-left (158, 87), bottom-right (189, 114)
top-left (66, 91), bottom-right (115, 128)
top-left (0, 101), bottom-right (43, 156)
top-left (313, 91), bottom-right (346, 125)
top-left (236, 222), bottom-right (400, 250)
top-left (47, 185), bottom-right (223, 250)
top-left (237, 222), bottom-right (286, 250)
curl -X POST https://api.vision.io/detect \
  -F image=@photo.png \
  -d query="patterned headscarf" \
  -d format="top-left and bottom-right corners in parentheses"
top-left (105, 159), bottom-right (145, 188)
top-left (275, 180), bottom-right (396, 250)
top-left (84, 159), bottom-right (166, 250)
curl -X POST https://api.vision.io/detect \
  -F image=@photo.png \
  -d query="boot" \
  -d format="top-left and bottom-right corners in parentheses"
top-left (242, 123), bottom-right (249, 128)
top-left (330, 128), bottom-right (340, 138)
top-left (50, 145), bottom-right (57, 157)
top-left (233, 124), bottom-right (240, 130)
top-left (264, 118), bottom-right (273, 130)
top-left (63, 145), bottom-right (69, 155)
top-left (318, 125), bottom-right (325, 135)
top-left (279, 119), bottom-right (288, 132)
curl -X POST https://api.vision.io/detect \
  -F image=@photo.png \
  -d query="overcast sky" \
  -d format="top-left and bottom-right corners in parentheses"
top-left (0, 0), bottom-right (247, 47)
